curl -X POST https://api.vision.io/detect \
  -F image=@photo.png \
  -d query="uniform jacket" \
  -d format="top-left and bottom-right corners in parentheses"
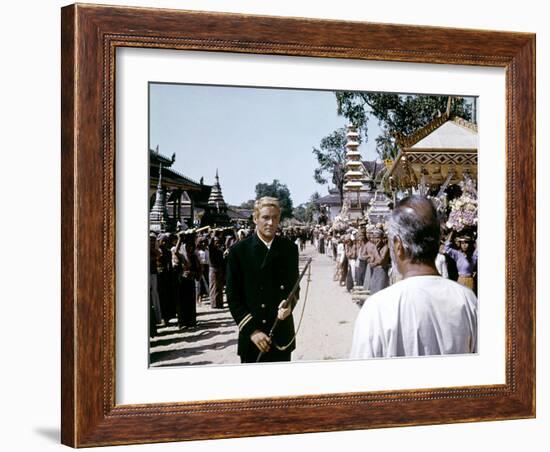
top-left (226, 233), bottom-right (299, 357)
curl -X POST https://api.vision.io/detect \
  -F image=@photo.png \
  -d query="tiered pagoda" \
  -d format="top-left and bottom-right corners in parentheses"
top-left (200, 170), bottom-right (232, 227)
top-left (342, 124), bottom-right (375, 219)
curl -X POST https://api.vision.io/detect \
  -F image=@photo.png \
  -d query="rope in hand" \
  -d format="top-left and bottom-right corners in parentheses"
top-left (274, 262), bottom-right (312, 351)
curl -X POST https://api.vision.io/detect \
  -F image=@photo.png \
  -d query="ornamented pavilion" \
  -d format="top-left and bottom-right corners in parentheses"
top-left (149, 147), bottom-right (249, 232)
top-left (149, 148), bottom-right (208, 232)
top-left (386, 110), bottom-right (478, 198)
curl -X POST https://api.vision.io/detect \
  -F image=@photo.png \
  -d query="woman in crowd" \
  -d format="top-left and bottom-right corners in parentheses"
top-left (356, 232), bottom-right (369, 287)
top-left (208, 233), bottom-right (226, 309)
top-left (444, 230), bottom-right (478, 292)
top-left (365, 228), bottom-right (390, 294)
top-left (172, 232), bottom-right (202, 329)
top-left (156, 233), bottom-right (176, 325)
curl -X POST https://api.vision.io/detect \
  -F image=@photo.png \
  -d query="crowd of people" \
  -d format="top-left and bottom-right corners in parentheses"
top-left (306, 217), bottom-right (478, 300)
top-left (150, 193), bottom-right (479, 360)
top-left (149, 216), bottom-right (478, 333)
top-left (349, 195), bottom-right (478, 358)
top-left (149, 225), bottom-right (252, 336)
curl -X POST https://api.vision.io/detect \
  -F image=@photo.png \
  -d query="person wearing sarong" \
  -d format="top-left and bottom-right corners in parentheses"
top-left (335, 237), bottom-right (346, 284)
top-left (156, 233), bottom-right (176, 324)
top-left (362, 229), bottom-right (374, 290)
top-left (350, 196), bottom-right (478, 358)
top-left (331, 234), bottom-right (338, 261)
top-left (208, 234), bottom-right (225, 309)
top-left (300, 229), bottom-right (307, 252)
top-left (195, 238), bottom-right (210, 304)
top-left (356, 234), bottom-right (369, 286)
top-left (444, 231), bottom-right (478, 291)
top-left (172, 232), bottom-right (202, 329)
top-left (345, 236), bottom-right (358, 292)
top-left (365, 228), bottom-right (390, 295)
top-left (318, 232), bottom-right (325, 254)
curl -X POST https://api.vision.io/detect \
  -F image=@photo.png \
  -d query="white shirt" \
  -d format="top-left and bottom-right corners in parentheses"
top-left (337, 243), bottom-right (345, 263)
top-left (350, 275), bottom-right (478, 358)
top-left (256, 233), bottom-right (273, 250)
top-left (197, 249), bottom-right (209, 265)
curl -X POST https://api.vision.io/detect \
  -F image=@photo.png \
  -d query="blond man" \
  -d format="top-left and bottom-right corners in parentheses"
top-left (226, 197), bottom-right (300, 363)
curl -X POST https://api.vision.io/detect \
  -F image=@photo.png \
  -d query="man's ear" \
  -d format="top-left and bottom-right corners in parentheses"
top-left (393, 236), bottom-right (405, 259)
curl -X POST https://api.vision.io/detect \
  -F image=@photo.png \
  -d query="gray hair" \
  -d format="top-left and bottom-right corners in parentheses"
top-left (388, 195), bottom-right (440, 265)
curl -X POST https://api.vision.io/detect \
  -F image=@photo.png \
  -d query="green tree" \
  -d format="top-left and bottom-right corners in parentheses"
top-left (306, 192), bottom-right (322, 223)
top-left (375, 127), bottom-right (399, 160)
top-left (255, 179), bottom-right (293, 220)
top-left (292, 205), bottom-right (307, 223)
top-left (239, 199), bottom-right (255, 209)
top-left (335, 92), bottom-right (472, 159)
top-left (293, 192), bottom-right (322, 224)
top-left (312, 128), bottom-right (360, 206)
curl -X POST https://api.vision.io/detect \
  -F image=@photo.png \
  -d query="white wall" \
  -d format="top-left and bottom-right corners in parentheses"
top-left (1, 1), bottom-right (545, 451)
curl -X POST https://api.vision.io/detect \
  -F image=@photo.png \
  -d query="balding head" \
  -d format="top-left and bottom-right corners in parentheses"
top-left (388, 195), bottom-right (440, 265)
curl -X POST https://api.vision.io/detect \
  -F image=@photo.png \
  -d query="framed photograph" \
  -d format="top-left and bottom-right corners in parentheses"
top-left (61, 3), bottom-right (535, 447)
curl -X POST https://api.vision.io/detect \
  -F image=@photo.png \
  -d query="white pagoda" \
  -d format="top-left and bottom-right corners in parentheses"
top-left (342, 124), bottom-right (374, 219)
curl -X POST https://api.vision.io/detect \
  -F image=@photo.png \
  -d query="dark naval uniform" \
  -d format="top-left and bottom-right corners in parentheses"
top-left (226, 233), bottom-right (299, 363)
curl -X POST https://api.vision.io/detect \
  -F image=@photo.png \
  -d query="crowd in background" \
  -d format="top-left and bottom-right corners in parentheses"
top-left (307, 221), bottom-right (478, 301)
top-left (149, 217), bottom-right (478, 336)
top-left (149, 226), bottom-right (251, 336)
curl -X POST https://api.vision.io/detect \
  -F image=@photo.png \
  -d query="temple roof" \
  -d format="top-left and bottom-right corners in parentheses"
top-left (150, 166), bottom-right (205, 192)
top-left (397, 113), bottom-right (478, 150)
top-left (316, 191), bottom-right (374, 206)
top-left (409, 118), bottom-right (478, 150)
top-left (387, 115), bottom-right (478, 189)
top-left (316, 193), bottom-right (341, 205)
top-left (149, 148), bottom-right (208, 192)
top-left (149, 148), bottom-right (174, 166)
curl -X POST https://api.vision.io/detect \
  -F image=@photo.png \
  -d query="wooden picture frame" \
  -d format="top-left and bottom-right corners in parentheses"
top-left (61, 3), bottom-right (535, 447)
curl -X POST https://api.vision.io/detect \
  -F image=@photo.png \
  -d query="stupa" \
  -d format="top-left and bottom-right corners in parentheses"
top-left (200, 170), bottom-right (232, 227)
top-left (149, 164), bottom-right (170, 232)
top-left (366, 190), bottom-right (392, 224)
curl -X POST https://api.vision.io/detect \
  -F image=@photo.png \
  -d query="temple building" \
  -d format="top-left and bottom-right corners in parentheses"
top-left (149, 147), bottom-right (211, 231)
top-left (149, 147), bottom-right (250, 230)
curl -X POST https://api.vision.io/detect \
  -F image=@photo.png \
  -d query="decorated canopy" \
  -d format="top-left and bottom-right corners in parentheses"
top-left (388, 112), bottom-right (478, 190)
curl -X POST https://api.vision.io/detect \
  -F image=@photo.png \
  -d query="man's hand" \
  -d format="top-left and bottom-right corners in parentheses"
top-left (277, 300), bottom-right (291, 320)
top-left (250, 330), bottom-right (271, 353)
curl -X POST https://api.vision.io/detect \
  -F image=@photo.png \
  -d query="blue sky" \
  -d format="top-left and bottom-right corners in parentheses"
top-left (149, 83), bottom-right (381, 206)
